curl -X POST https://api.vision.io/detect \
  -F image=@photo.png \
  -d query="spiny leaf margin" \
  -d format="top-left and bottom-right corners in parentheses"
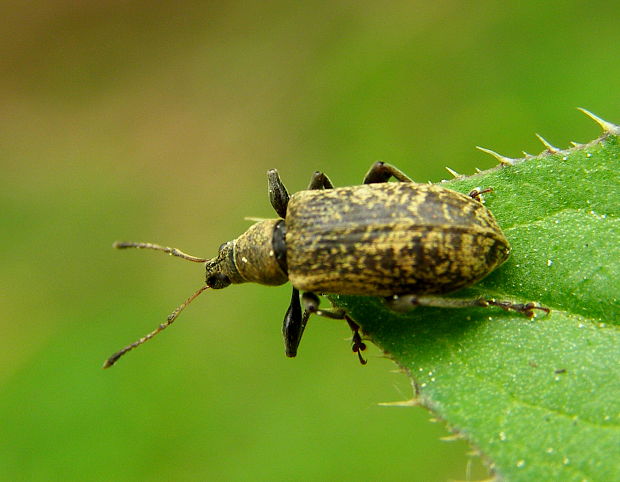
top-left (330, 114), bottom-right (620, 481)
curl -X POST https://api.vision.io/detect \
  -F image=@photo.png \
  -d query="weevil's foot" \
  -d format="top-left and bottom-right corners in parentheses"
top-left (346, 317), bottom-right (367, 365)
top-left (354, 349), bottom-right (367, 365)
top-left (468, 187), bottom-right (493, 202)
top-left (352, 331), bottom-right (367, 365)
top-left (482, 299), bottom-right (550, 318)
top-left (352, 336), bottom-right (367, 365)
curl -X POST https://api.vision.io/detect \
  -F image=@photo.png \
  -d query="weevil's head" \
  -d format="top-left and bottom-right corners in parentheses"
top-left (205, 219), bottom-right (288, 288)
top-left (203, 240), bottom-right (242, 289)
top-left (106, 228), bottom-right (288, 369)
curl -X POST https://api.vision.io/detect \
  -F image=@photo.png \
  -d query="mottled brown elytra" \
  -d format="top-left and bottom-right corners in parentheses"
top-left (105, 162), bottom-right (548, 368)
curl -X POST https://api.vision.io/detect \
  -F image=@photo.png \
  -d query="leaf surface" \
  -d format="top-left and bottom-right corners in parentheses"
top-left (331, 127), bottom-right (620, 481)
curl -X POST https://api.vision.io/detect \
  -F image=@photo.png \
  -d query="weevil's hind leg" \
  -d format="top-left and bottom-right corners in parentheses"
top-left (282, 287), bottom-right (311, 357)
top-left (267, 169), bottom-right (290, 218)
top-left (386, 294), bottom-right (550, 318)
top-left (302, 292), bottom-right (367, 364)
top-left (363, 161), bottom-right (414, 184)
top-left (307, 171), bottom-right (334, 190)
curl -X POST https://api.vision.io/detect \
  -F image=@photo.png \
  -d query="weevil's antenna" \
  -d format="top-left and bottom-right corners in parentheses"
top-left (113, 241), bottom-right (208, 263)
top-left (103, 285), bottom-right (209, 368)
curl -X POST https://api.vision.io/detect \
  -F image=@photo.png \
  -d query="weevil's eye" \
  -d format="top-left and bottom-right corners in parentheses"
top-left (206, 273), bottom-right (231, 289)
top-left (218, 242), bottom-right (228, 252)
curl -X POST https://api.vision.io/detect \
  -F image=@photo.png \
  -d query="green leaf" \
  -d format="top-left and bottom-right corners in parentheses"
top-left (331, 118), bottom-right (620, 481)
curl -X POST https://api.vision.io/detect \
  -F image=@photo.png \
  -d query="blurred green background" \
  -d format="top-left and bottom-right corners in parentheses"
top-left (1, 1), bottom-right (618, 480)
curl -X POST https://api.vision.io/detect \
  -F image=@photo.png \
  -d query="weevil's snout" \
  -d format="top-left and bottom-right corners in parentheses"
top-left (205, 240), bottom-right (245, 288)
top-left (205, 272), bottom-right (232, 289)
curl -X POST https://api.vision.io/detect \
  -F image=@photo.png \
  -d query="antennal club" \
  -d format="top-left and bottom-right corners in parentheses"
top-left (103, 285), bottom-right (210, 368)
top-left (113, 241), bottom-right (208, 263)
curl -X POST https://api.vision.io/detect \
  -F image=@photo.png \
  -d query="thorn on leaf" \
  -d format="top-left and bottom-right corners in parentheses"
top-left (535, 134), bottom-right (560, 153)
top-left (445, 166), bottom-right (460, 178)
top-left (577, 107), bottom-right (620, 135)
top-left (475, 146), bottom-right (515, 166)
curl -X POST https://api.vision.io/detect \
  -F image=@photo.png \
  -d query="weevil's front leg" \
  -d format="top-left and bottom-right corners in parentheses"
top-left (386, 294), bottom-right (550, 318)
top-left (282, 287), bottom-right (311, 357)
top-left (270, 167), bottom-right (303, 356)
top-left (267, 169), bottom-right (290, 219)
top-left (363, 161), bottom-right (414, 184)
top-left (302, 292), bottom-right (367, 364)
top-left (268, 168), bottom-right (335, 218)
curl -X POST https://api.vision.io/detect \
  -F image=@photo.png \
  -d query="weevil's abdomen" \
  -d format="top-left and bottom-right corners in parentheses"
top-left (285, 183), bottom-right (510, 296)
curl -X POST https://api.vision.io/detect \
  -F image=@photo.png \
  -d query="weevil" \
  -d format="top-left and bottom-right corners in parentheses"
top-left (104, 162), bottom-right (548, 368)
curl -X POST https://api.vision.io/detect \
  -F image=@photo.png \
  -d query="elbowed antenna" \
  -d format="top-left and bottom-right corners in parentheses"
top-left (103, 285), bottom-right (209, 368)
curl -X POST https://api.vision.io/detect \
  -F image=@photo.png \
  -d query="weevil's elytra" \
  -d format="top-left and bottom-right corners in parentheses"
top-left (105, 161), bottom-right (548, 368)
top-left (285, 183), bottom-right (510, 296)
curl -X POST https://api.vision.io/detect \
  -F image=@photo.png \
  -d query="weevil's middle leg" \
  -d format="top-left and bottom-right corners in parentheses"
top-left (363, 161), bottom-right (414, 184)
top-left (386, 294), bottom-right (550, 318)
top-left (302, 292), bottom-right (367, 364)
top-left (307, 171), bottom-right (334, 190)
top-left (277, 168), bottom-right (335, 358)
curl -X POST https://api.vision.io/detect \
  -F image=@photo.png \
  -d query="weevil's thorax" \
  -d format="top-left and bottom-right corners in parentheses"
top-left (208, 219), bottom-right (288, 287)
